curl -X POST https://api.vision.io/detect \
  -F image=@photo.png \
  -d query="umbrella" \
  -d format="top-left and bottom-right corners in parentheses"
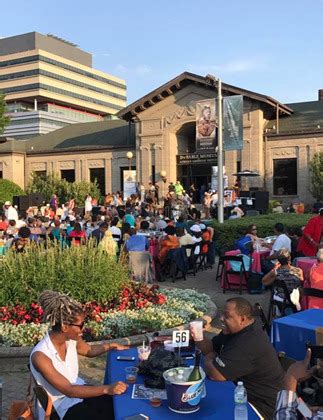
top-left (232, 170), bottom-right (260, 177)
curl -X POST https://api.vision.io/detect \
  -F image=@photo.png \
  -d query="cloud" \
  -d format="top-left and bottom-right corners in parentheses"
top-left (115, 64), bottom-right (152, 76)
top-left (187, 57), bottom-right (268, 74)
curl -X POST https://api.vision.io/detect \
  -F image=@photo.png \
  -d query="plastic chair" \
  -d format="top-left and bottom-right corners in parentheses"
top-left (181, 243), bottom-right (199, 276)
top-left (254, 303), bottom-right (271, 335)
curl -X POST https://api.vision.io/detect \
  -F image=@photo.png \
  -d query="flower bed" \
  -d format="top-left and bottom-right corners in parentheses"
top-left (0, 284), bottom-right (211, 347)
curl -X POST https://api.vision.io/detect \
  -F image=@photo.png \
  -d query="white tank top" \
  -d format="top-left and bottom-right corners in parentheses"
top-left (30, 333), bottom-right (85, 419)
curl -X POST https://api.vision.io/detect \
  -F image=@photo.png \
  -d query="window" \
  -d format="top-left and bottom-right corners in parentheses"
top-left (34, 171), bottom-right (47, 178)
top-left (61, 169), bottom-right (75, 183)
top-left (89, 168), bottom-right (105, 196)
top-left (0, 171), bottom-right (2, 179)
top-left (273, 158), bottom-right (297, 195)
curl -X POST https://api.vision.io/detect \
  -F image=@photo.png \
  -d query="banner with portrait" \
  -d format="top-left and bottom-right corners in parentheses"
top-left (223, 95), bottom-right (243, 151)
top-left (196, 99), bottom-right (217, 152)
top-left (123, 170), bottom-right (137, 199)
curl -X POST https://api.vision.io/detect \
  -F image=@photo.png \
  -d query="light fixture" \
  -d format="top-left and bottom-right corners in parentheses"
top-left (126, 151), bottom-right (134, 170)
top-left (160, 170), bottom-right (167, 183)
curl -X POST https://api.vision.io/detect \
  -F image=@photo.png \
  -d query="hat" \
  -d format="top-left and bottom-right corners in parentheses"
top-left (190, 224), bottom-right (202, 233)
top-left (4, 201), bottom-right (11, 206)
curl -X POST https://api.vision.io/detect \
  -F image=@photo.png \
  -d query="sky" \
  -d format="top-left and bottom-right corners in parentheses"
top-left (2, 0), bottom-right (323, 105)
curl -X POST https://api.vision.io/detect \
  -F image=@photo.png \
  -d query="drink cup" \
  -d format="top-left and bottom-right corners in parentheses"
top-left (150, 397), bottom-right (162, 407)
top-left (137, 345), bottom-right (151, 361)
top-left (190, 321), bottom-right (204, 342)
top-left (125, 367), bottom-right (138, 384)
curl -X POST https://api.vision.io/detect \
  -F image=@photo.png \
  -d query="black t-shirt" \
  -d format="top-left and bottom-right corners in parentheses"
top-left (212, 322), bottom-right (284, 420)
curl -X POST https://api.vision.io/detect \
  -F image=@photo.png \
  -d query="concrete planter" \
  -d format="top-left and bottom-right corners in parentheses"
top-left (0, 297), bottom-right (217, 359)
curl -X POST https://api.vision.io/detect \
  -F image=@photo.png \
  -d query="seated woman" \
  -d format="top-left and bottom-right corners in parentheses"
top-left (308, 249), bottom-right (323, 309)
top-left (30, 290), bottom-right (128, 420)
top-left (245, 224), bottom-right (259, 243)
top-left (158, 225), bottom-right (179, 263)
top-left (262, 249), bottom-right (303, 312)
top-left (69, 222), bottom-right (86, 246)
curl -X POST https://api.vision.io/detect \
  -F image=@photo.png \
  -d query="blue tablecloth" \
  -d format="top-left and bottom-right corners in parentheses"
top-left (271, 309), bottom-right (323, 360)
top-left (104, 348), bottom-right (260, 420)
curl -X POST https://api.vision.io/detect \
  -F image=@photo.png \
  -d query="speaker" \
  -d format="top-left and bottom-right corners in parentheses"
top-left (28, 192), bottom-right (45, 207)
top-left (254, 191), bottom-right (269, 213)
top-left (13, 195), bottom-right (30, 211)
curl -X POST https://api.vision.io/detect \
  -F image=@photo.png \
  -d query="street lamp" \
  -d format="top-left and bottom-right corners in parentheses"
top-left (126, 151), bottom-right (133, 171)
top-left (205, 74), bottom-right (224, 224)
top-left (160, 170), bottom-right (167, 183)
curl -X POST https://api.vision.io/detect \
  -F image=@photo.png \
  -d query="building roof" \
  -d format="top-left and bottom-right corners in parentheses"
top-left (266, 100), bottom-right (323, 136)
top-left (118, 71), bottom-right (293, 121)
top-left (0, 119), bottom-right (135, 155)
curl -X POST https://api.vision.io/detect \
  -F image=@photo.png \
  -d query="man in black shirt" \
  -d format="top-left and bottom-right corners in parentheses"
top-left (91, 221), bottom-right (108, 244)
top-left (191, 297), bottom-right (284, 419)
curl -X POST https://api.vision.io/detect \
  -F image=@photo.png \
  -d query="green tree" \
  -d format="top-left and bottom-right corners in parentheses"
top-left (0, 93), bottom-right (10, 135)
top-left (26, 172), bottom-right (100, 205)
top-left (309, 152), bottom-right (323, 201)
top-left (0, 179), bottom-right (25, 206)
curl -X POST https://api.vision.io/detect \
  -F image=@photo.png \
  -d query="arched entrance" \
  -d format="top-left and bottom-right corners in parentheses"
top-left (175, 121), bottom-right (217, 201)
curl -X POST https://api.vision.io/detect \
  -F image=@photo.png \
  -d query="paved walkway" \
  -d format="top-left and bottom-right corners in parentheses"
top-left (0, 263), bottom-right (271, 418)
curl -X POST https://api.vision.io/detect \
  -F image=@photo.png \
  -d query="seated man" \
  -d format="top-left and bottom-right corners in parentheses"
top-left (125, 229), bottom-right (149, 252)
top-left (262, 223), bottom-right (291, 273)
top-left (191, 297), bottom-right (284, 419)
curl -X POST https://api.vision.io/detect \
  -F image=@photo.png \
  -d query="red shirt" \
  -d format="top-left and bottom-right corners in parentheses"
top-left (297, 215), bottom-right (323, 257)
top-left (0, 221), bottom-right (8, 231)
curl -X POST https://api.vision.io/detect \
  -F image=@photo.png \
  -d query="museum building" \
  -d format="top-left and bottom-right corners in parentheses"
top-left (0, 71), bottom-right (322, 203)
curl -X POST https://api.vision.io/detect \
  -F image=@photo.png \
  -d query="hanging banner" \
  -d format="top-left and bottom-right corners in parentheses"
top-left (123, 170), bottom-right (137, 199)
top-left (196, 99), bottom-right (217, 152)
top-left (223, 95), bottom-right (243, 151)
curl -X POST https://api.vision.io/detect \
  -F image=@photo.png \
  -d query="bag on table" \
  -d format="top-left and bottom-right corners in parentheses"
top-left (234, 236), bottom-right (253, 255)
top-left (138, 347), bottom-right (185, 389)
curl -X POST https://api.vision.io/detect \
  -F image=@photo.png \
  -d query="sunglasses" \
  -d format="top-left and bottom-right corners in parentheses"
top-left (69, 322), bottom-right (85, 330)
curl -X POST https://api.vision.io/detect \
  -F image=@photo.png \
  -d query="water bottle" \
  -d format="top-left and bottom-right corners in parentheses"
top-left (234, 381), bottom-right (248, 420)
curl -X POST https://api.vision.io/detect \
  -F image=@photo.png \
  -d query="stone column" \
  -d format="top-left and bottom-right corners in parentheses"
top-left (81, 160), bottom-right (89, 181)
top-left (75, 159), bottom-right (81, 182)
top-left (140, 145), bottom-right (151, 186)
top-left (104, 157), bottom-right (112, 194)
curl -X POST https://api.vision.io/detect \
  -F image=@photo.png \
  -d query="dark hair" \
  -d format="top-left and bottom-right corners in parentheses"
top-left (18, 226), bottom-right (31, 239)
top-left (277, 249), bottom-right (291, 265)
top-left (99, 221), bottom-right (109, 230)
top-left (226, 297), bottom-right (254, 320)
top-left (140, 221), bottom-right (149, 230)
top-left (246, 224), bottom-right (256, 234)
top-left (294, 227), bottom-right (303, 238)
top-left (165, 225), bottom-right (176, 236)
top-left (39, 290), bottom-right (83, 331)
top-left (111, 217), bottom-right (119, 227)
top-left (176, 227), bottom-right (185, 237)
top-left (73, 222), bottom-right (82, 233)
top-left (274, 223), bottom-right (284, 233)
top-left (122, 222), bottom-right (131, 235)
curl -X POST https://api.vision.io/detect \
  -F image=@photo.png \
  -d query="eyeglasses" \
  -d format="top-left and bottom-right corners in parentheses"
top-left (69, 322), bottom-right (85, 330)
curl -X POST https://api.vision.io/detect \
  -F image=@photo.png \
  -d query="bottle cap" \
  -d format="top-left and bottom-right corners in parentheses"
top-left (237, 381), bottom-right (243, 386)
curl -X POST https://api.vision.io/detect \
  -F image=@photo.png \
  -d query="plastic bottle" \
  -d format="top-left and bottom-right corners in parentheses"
top-left (234, 381), bottom-right (248, 420)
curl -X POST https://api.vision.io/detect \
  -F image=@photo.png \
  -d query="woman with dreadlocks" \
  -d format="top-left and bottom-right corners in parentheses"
top-left (30, 290), bottom-right (128, 419)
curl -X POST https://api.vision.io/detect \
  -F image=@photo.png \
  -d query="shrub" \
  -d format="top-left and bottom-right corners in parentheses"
top-left (26, 172), bottom-right (100, 205)
top-left (212, 213), bottom-right (312, 252)
top-left (0, 179), bottom-right (25, 207)
top-left (0, 241), bottom-right (130, 306)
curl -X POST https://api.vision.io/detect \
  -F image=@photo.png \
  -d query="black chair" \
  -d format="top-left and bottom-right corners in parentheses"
top-left (254, 302), bottom-right (271, 335)
top-left (303, 287), bottom-right (323, 301)
top-left (196, 240), bottom-right (211, 271)
top-left (165, 248), bottom-right (188, 283)
top-left (215, 255), bottom-right (225, 282)
top-left (306, 342), bottom-right (323, 366)
top-left (267, 279), bottom-right (298, 323)
top-left (222, 255), bottom-right (251, 295)
top-left (181, 243), bottom-right (199, 276)
top-left (34, 385), bottom-right (59, 420)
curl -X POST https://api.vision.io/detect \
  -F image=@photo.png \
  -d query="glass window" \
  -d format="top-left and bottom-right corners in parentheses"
top-left (34, 171), bottom-right (47, 178)
top-left (0, 170), bottom-right (3, 179)
top-left (89, 168), bottom-right (105, 196)
top-left (61, 169), bottom-right (75, 183)
top-left (273, 158), bottom-right (297, 195)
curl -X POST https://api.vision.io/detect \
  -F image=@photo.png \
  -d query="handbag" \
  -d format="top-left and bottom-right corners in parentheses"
top-left (8, 400), bottom-right (34, 420)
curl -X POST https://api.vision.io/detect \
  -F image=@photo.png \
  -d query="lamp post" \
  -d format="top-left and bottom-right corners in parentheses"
top-left (126, 151), bottom-right (133, 171)
top-left (206, 74), bottom-right (224, 223)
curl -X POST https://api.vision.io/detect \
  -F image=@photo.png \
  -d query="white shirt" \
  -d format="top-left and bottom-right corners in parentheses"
top-left (5, 206), bottom-right (18, 222)
top-left (192, 236), bottom-right (202, 254)
top-left (270, 234), bottom-right (291, 263)
top-left (30, 333), bottom-right (85, 420)
top-left (84, 197), bottom-right (92, 213)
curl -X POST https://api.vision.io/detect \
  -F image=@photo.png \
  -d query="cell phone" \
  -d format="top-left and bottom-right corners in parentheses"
top-left (116, 356), bottom-right (136, 361)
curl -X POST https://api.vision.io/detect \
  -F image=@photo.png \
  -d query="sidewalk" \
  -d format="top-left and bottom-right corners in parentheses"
top-left (0, 264), bottom-right (270, 418)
